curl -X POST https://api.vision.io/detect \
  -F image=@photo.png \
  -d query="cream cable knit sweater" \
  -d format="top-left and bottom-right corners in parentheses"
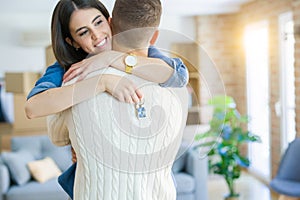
top-left (47, 68), bottom-right (188, 200)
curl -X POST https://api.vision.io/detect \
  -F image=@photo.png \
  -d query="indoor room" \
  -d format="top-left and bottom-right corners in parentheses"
top-left (0, 0), bottom-right (299, 200)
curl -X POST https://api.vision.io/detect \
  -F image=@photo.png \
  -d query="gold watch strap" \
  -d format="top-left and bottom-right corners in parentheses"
top-left (125, 65), bottom-right (133, 74)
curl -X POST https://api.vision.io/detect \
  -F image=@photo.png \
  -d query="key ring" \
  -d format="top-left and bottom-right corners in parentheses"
top-left (135, 98), bottom-right (145, 108)
top-left (135, 98), bottom-right (146, 119)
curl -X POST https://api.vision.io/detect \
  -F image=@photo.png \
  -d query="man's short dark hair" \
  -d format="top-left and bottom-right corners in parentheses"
top-left (111, 0), bottom-right (162, 49)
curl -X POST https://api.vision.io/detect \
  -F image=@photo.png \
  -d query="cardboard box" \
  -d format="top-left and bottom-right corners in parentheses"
top-left (13, 94), bottom-right (47, 131)
top-left (45, 45), bottom-right (56, 66)
top-left (5, 72), bottom-right (40, 94)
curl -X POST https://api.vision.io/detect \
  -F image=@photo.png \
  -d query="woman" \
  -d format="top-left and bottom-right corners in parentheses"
top-left (25, 0), bottom-right (188, 118)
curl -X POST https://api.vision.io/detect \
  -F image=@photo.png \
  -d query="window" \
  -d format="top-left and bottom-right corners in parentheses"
top-left (244, 20), bottom-right (270, 181)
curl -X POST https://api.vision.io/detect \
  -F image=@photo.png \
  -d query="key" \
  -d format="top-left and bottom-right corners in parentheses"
top-left (136, 98), bottom-right (146, 119)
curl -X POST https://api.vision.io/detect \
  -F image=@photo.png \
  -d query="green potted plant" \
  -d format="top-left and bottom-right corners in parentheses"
top-left (194, 95), bottom-right (261, 199)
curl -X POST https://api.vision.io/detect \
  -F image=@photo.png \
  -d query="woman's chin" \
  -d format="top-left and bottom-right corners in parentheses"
top-left (94, 46), bottom-right (111, 55)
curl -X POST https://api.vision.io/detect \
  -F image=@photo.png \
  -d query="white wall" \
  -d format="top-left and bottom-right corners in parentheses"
top-left (0, 13), bottom-right (52, 78)
top-left (0, 2), bottom-right (196, 78)
top-left (158, 15), bottom-right (196, 52)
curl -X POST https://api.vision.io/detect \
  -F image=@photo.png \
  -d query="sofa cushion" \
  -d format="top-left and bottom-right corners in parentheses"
top-left (11, 136), bottom-right (45, 159)
top-left (27, 157), bottom-right (62, 183)
top-left (1, 151), bottom-right (34, 185)
top-left (174, 173), bottom-right (195, 194)
top-left (6, 179), bottom-right (69, 200)
top-left (10, 135), bottom-right (72, 172)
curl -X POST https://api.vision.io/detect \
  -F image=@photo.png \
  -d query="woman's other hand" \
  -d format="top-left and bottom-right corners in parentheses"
top-left (102, 74), bottom-right (143, 104)
top-left (63, 51), bottom-right (111, 83)
top-left (71, 147), bottom-right (77, 163)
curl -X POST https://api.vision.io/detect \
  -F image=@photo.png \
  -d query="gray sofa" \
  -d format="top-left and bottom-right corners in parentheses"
top-left (0, 135), bottom-right (72, 200)
top-left (0, 135), bottom-right (207, 200)
top-left (173, 140), bottom-right (208, 200)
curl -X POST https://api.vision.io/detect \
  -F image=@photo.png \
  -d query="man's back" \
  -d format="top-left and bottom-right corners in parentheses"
top-left (63, 68), bottom-right (188, 200)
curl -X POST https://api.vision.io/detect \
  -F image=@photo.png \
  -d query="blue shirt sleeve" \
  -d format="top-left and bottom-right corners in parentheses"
top-left (148, 46), bottom-right (189, 88)
top-left (27, 62), bottom-right (64, 100)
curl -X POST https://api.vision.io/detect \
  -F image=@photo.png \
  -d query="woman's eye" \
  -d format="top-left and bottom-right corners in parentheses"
top-left (79, 30), bottom-right (88, 37)
top-left (95, 20), bottom-right (102, 26)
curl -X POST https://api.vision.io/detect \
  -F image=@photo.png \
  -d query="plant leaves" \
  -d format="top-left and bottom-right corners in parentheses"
top-left (194, 95), bottom-right (262, 191)
top-left (233, 154), bottom-right (250, 167)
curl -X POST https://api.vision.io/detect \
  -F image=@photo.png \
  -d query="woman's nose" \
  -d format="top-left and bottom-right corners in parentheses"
top-left (91, 29), bottom-right (99, 40)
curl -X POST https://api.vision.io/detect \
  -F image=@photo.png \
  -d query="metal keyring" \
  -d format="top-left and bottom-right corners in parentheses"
top-left (136, 98), bottom-right (145, 107)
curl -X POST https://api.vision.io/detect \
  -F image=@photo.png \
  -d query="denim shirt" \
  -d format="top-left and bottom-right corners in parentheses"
top-left (27, 46), bottom-right (189, 99)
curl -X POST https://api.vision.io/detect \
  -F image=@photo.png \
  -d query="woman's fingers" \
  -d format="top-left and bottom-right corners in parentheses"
top-left (63, 64), bottom-right (83, 82)
top-left (64, 53), bottom-right (110, 83)
top-left (124, 95), bottom-right (133, 104)
top-left (67, 69), bottom-right (83, 82)
top-left (135, 89), bottom-right (143, 100)
top-left (122, 92), bottom-right (139, 104)
top-left (102, 74), bottom-right (144, 105)
top-left (131, 92), bottom-right (140, 104)
top-left (63, 62), bottom-right (81, 78)
top-left (63, 59), bottom-right (92, 82)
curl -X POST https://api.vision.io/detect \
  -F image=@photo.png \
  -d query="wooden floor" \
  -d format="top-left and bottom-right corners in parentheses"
top-left (207, 172), bottom-right (278, 200)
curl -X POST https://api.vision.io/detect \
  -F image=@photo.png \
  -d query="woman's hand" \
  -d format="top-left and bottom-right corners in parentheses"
top-left (71, 147), bottom-right (77, 163)
top-left (102, 74), bottom-right (143, 104)
top-left (63, 51), bottom-right (113, 83)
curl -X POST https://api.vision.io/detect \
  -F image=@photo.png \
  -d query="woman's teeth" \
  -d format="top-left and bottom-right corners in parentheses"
top-left (97, 39), bottom-right (106, 47)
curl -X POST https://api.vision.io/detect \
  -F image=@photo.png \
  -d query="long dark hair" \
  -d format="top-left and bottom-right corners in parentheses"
top-left (51, 0), bottom-right (110, 70)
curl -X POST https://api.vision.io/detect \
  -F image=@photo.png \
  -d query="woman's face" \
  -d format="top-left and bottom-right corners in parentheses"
top-left (68, 8), bottom-right (112, 55)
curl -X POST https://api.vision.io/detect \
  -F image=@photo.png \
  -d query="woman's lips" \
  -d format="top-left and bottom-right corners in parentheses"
top-left (95, 38), bottom-right (106, 47)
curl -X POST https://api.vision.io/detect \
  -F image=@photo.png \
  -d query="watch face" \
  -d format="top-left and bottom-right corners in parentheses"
top-left (125, 55), bottom-right (137, 66)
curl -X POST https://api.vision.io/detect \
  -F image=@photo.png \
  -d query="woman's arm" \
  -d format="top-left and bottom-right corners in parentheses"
top-left (63, 50), bottom-right (173, 83)
top-left (25, 74), bottom-right (142, 119)
top-left (25, 47), bottom-right (188, 119)
top-left (63, 48), bottom-right (189, 87)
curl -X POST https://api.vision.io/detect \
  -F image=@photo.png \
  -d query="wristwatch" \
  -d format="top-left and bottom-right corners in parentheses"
top-left (124, 54), bottom-right (137, 74)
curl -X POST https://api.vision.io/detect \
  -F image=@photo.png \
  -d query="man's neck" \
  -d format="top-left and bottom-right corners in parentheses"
top-left (113, 42), bottom-right (149, 57)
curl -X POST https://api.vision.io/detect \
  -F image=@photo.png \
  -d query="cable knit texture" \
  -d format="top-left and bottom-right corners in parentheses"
top-left (47, 68), bottom-right (188, 200)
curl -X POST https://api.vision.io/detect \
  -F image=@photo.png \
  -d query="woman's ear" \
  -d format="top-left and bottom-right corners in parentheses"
top-left (150, 30), bottom-right (159, 45)
top-left (65, 37), bottom-right (80, 49)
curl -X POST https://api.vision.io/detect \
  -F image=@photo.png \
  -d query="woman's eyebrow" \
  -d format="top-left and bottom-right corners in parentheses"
top-left (75, 15), bottom-right (102, 33)
top-left (92, 15), bottom-right (101, 23)
top-left (75, 27), bottom-right (86, 33)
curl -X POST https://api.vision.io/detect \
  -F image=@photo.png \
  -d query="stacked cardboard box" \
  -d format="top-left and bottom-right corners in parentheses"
top-left (4, 72), bottom-right (47, 132)
top-left (5, 72), bottom-right (40, 94)
top-left (45, 45), bottom-right (56, 66)
top-left (1, 72), bottom-right (48, 151)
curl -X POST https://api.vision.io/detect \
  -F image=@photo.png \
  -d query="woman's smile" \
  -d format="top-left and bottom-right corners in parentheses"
top-left (68, 8), bottom-right (112, 55)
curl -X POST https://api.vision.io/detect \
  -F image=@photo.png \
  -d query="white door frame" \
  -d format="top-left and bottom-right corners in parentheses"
top-left (278, 11), bottom-right (296, 154)
top-left (244, 20), bottom-right (271, 182)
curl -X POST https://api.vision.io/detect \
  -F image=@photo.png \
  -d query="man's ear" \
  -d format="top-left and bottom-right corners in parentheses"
top-left (150, 30), bottom-right (159, 45)
top-left (65, 37), bottom-right (80, 49)
top-left (109, 17), bottom-right (114, 32)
